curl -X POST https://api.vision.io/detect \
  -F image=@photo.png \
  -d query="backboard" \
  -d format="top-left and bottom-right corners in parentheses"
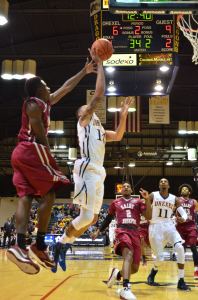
top-left (109, 1), bottom-right (198, 14)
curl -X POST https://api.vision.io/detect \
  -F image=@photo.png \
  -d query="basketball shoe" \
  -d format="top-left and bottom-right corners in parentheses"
top-left (51, 242), bottom-right (71, 273)
top-left (7, 245), bottom-right (40, 275)
top-left (147, 268), bottom-right (159, 286)
top-left (107, 268), bottom-right (119, 288)
top-left (29, 243), bottom-right (55, 269)
top-left (177, 278), bottom-right (191, 291)
top-left (119, 287), bottom-right (137, 300)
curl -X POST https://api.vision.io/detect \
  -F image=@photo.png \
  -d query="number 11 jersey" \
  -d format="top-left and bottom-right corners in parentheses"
top-left (150, 191), bottom-right (176, 224)
top-left (78, 113), bottom-right (106, 166)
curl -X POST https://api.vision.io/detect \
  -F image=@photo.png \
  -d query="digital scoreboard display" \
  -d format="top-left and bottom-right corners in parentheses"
top-left (101, 11), bottom-right (178, 53)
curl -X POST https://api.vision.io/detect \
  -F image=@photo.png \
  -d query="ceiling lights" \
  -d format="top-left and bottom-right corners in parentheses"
top-left (154, 79), bottom-right (164, 92)
top-left (0, 0), bottom-right (8, 26)
top-left (48, 121), bottom-right (64, 134)
top-left (159, 65), bottom-right (170, 73)
top-left (178, 121), bottom-right (198, 135)
top-left (1, 59), bottom-right (36, 80)
top-left (107, 96), bottom-right (136, 112)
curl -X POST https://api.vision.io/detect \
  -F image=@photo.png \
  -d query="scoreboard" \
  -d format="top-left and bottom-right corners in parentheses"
top-left (91, 9), bottom-right (179, 54)
top-left (102, 12), bottom-right (178, 53)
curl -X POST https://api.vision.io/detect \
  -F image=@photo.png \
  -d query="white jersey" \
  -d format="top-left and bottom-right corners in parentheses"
top-left (150, 191), bottom-right (176, 224)
top-left (77, 113), bottom-right (106, 166)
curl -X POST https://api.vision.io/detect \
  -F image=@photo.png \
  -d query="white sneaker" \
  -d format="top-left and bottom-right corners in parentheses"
top-left (107, 268), bottom-right (119, 288)
top-left (119, 287), bottom-right (137, 300)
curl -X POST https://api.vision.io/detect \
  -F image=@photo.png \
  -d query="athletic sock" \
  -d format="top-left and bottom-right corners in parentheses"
top-left (178, 269), bottom-right (184, 279)
top-left (17, 233), bottom-right (26, 250)
top-left (123, 279), bottom-right (130, 288)
top-left (117, 271), bottom-right (122, 280)
top-left (59, 233), bottom-right (75, 244)
top-left (36, 232), bottom-right (46, 250)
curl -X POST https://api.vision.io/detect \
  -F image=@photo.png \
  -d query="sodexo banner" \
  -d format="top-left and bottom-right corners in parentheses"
top-left (103, 54), bottom-right (137, 66)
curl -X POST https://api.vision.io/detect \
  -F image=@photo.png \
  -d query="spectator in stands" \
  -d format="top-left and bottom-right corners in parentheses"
top-left (3, 218), bottom-right (15, 248)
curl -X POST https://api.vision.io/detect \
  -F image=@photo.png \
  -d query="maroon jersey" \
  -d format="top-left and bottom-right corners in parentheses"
top-left (177, 197), bottom-right (197, 228)
top-left (18, 97), bottom-right (51, 142)
top-left (109, 197), bottom-right (146, 228)
top-left (11, 96), bottom-right (70, 198)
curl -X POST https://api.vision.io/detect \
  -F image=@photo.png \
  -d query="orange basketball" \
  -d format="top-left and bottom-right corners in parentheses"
top-left (91, 38), bottom-right (113, 61)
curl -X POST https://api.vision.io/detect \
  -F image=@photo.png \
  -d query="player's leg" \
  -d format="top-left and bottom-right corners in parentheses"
top-left (29, 189), bottom-right (56, 269)
top-left (147, 223), bottom-right (164, 286)
top-left (168, 225), bottom-right (191, 290)
top-left (52, 173), bottom-right (98, 272)
top-left (191, 244), bottom-right (198, 279)
top-left (186, 228), bottom-right (198, 279)
top-left (140, 236), bottom-right (147, 265)
top-left (7, 195), bottom-right (40, 274)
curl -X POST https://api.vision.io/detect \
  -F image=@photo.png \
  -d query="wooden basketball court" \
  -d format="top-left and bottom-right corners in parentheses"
top-left (0, 247), bottom-right (197, 300)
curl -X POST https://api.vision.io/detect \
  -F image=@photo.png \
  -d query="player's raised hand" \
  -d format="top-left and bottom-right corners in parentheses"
top-left (88, 48), bottom-right (102, 64)
top-left (84, 56), bottom-right (98, 74)
top-left (139, 188), bottom-right (149, 200)
top-left (119, 96), bottom-right (133, 116)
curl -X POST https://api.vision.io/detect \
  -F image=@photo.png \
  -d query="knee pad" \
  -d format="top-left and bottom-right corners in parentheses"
top-left (174, 242), bottom-right (185, 264)
top-left (72, 208), bottom-right (94, 231)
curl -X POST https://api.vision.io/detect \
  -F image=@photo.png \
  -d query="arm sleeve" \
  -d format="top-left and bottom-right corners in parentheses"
top-left (177, 206), bottom-right (188, 221)
top-left (99, 214), bottom-right (114, 232)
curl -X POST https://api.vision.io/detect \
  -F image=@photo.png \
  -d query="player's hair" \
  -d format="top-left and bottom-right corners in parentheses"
top-left (24, 76), bottom-right (43, 97)
top-left (122, 181), bottom-right (131, 187)
top-left (76, 106), bottom-right (82, 119)
top-left (178, 183), bottom-right (193, 195)
top-left (159, 178), bottom-right (169, 185)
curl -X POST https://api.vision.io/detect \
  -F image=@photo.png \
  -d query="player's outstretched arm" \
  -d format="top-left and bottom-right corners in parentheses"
top-left (106, 97), bottom-right (133, 142)
top-left (139, 188), bottom-right (153, 220)
top-left (49, 58), bottom-right (97, 105)
top-left (79, 61), bottom-right (105, 127)
top-left (91, 213), bottom-right (114, 240)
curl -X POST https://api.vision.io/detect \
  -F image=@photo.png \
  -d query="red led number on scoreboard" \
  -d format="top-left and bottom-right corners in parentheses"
top-left (165, 25), bottom-right (172, 34)
top-left (112, 26), bottom-right (119, 36)
top-left (134, 25), bottom-right (141, 35)
top-left (166, 38), bottom-right (172, 48)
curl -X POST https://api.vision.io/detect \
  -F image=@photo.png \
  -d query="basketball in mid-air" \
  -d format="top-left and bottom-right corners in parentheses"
top-left (91, 38), bottom-right (113, 61)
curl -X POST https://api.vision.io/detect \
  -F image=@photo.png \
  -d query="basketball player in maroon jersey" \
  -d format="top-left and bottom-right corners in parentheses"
top-left (7, 58), bottom-right (97, 275)
top-left (92, 182), bottom-right (152, 300)
top-left (176, 184), bottom-right (198, 279)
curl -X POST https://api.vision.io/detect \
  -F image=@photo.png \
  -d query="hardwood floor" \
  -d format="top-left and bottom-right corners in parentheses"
top-left (0, 247), bottom-right (197, 300)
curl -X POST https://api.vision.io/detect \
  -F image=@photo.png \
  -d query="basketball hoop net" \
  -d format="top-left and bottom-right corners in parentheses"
top-left (177, 14), bottom-right (198, 65)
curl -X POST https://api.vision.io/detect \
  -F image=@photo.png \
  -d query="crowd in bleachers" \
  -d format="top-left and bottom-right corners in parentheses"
top-left (49, 203), bottom-right (109, 235)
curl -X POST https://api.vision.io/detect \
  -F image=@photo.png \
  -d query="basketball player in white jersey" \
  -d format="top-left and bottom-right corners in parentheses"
top-left (51, 54), bottom-right (133, 272)
top-left (140, 178), bottom-right (190, 291)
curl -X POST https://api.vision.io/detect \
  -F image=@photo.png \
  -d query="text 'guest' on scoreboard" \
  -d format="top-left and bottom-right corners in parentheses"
top-left (90, 1), bottom-right (179, 54)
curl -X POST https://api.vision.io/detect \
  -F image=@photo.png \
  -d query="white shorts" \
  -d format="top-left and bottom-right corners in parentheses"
top-left (73, 159), bottom-right (106, 214)
top-left (149, 222), bottom-right (182, 261)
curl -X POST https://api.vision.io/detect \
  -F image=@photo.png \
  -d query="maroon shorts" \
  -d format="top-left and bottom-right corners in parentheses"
top-left (176, 225), bottom-right (198, 246)
top-left (114, 228), bottom-right (141, 266)
top-left (139, 225), bottom-right (150, 246)
top-left (11, 141), bottom-right (70, 197)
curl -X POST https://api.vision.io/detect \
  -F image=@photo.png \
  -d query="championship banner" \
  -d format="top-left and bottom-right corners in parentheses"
top-left (114, 96), bottom-right (141, 133)
top-left (149, 95), bottom-right (170, 124)
top-left (86, 90), bottom-right (107, 124)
